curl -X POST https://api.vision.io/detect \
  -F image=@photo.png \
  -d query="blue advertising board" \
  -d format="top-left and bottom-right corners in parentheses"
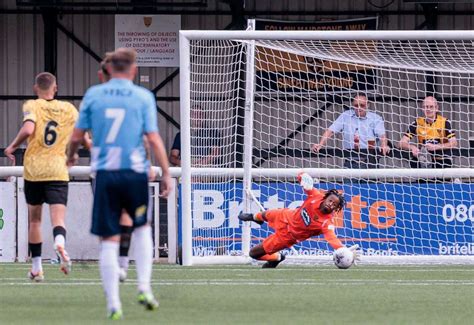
top-left (183, 182), bottom-right (473, 257)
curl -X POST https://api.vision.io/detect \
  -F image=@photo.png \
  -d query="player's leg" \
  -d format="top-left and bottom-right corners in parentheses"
top-left (250, 209), bottom-right (295, 268)
top-left (134, 223), bottom-right (158, 310)
top-left (24, 180), bottom-right (45, 281)
top-left (122, 171), bottom-right (158, 311)
top-left (238, 208), bottom-right (288, 225)
top-left (28, 204), bottom-right (44, 281)
top-left (45, 182), bottom-right (71, 274)
top-left (250, 234), bottom-right (290, 268)
top-left (118, 210), bottom-right (133, 282)
top-left (92, 171), bottom-right (123, 319)
top-left (50, 204), bottom-right (71, 274)
top-left (101, 235), bottom-right (122, 320)
top-left (238, 212), bottom-right (263, 225)
top-left (118, 186), bottom-right (153, 282)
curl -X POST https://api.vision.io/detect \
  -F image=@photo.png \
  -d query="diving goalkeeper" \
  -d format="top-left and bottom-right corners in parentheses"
top-left (238, 173), bottom-right (360, 268)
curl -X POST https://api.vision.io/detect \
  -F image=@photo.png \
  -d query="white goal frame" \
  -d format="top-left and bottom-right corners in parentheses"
top-left (179, 30), bottom-right (474, 266)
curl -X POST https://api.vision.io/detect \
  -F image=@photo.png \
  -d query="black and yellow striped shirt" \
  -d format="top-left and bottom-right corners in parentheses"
top-left (405, 114), bottom-right (455, 145)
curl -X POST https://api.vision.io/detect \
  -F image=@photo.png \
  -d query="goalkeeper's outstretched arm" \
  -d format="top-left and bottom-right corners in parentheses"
top-left (323, 227), bottom-right (344, 250)
top-left (324, 228), bottom-right (361, 266)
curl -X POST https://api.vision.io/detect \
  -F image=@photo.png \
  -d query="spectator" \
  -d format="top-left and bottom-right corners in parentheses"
top-left (190, 108), bottom-right (221, 167)
top-left (169, 131), bottom-right (181, 166)
top-left (311, 94), bottom-right (390, 168)
top-left (399, 96), bottom-right (458, 168)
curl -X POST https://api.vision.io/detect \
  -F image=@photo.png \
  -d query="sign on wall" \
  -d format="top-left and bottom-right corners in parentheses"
top-left (0, 182), bottom-right (16, 262)
top-left (249, 17), bottom-right (378, 94)
top-left (115, 15), bottom-right (180, 67)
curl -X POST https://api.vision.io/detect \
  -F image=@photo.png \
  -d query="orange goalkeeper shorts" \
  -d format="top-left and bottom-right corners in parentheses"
top-left (261, 208), bottom-right (297, 254)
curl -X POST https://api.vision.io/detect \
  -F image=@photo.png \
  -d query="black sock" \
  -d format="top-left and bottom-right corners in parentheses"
top-left (120, 225), bottom-right (134, 257)
top-left (29, 242), bottom-right (42, 258)
top-left (53, 226), bottom-right (67, 241)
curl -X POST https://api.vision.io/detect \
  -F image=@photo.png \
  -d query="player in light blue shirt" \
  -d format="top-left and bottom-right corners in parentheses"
top-left (312, 94), bottom-right (390, 168)
top-left (76, 78), bottom-right (157, 173)
top-left (67, 48), bottom-right (171, 320)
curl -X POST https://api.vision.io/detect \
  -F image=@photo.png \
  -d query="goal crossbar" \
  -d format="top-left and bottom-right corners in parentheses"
top-left (180, 30), bottom-right (474, 41)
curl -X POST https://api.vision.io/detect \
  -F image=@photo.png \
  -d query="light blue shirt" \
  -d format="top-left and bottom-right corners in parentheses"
top-left (329, 109), bottom-right (386, 149)
top-left (77, 78), bottom-right (158, 173)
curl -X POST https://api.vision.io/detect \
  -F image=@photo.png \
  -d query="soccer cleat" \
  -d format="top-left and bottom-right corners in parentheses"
top-left (108, 309), bottom-right (123, 320)
top-left (118, 267), bottom-right (128, 283)
top-left (138, 292), bottom-right (159, 310)
top-left (54, 244), bottom-right (72, 275)
top-left (261, 253), bottom-right (286, 269)
top-left (238, 213), bottom-right (263, 225)
top-left (27, 270), bottom-right (44, 282)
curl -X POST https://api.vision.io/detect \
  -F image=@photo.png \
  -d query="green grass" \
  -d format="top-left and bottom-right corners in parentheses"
top-left (0, 263), bottom-right (473, 324)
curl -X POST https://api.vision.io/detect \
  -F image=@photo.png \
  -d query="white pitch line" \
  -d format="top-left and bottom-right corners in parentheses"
top-left (2, 278), bottom-right (473, 283)
top-left (1, 281), bottom-right (473, 287)
top-left (2, 266), bottom-right (474, 272)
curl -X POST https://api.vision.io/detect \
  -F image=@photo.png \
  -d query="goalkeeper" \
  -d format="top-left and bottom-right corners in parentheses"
top-left (238, 173), bottom-right (360, 268)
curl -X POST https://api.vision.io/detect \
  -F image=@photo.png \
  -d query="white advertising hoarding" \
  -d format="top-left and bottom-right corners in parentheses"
top-left (115, 15), bottom-right (180, 67)
top-left (15, 181), bottom-right (160, 262)
top-left (16, 181), bottom-right (98, 261)
top-left (0, 181), bottom-right (16, 262)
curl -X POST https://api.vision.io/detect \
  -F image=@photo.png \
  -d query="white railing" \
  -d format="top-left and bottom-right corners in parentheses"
top-left (0, 166), bottom-right (181, 264)
top-left (2, 166), bottom-right (474, 265)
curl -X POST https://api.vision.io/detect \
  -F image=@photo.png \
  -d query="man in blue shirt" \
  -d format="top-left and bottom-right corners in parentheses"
top-left (169, 108), bottom-right (222, 167)
top-left (67, 48), bottom-right (171, 320)
top-left (312, 94), bottom-right (390, 168)
top-left (169, 131), bottom-right (181, 166)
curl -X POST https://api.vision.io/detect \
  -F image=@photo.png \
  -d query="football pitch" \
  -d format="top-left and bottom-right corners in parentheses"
top-left (0, 263), bottom-right (473, 324)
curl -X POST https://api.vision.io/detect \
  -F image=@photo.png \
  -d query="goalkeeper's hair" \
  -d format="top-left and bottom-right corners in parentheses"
top-left (324, 189), bottom-right (345, 212)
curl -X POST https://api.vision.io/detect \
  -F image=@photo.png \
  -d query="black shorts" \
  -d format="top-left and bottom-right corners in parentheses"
top-left (91, 170), bottom-right (149, 237)
top-left (24, 180), bottom-right (69, 206)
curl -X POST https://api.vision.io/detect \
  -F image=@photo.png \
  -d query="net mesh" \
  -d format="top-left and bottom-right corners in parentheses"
top-left (187, 37), bottom-right (474, 264)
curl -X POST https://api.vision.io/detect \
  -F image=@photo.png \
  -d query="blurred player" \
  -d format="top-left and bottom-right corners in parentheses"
top-left (4, 72), bottom-right (77, 281)
top-left (96, 56), bottom-right (156, 282)
top-left (239, 173), bottom-right (360, 268)
top-left (67, 48), bottom-right (172, 320)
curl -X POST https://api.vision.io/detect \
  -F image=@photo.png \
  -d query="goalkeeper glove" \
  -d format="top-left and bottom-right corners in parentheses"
top-left (348, 244), bottom-right (361, 266)
top-left (297, 172), bottom-right (314, 191)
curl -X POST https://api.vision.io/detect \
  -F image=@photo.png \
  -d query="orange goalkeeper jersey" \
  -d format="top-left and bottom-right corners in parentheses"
top-left (285, 189), bottom-right (343, 249)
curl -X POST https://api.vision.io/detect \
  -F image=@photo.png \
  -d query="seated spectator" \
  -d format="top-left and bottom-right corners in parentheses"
top-left (398, 96), bottom-right (458, 168)
top-left (191, 109), bottom-right (221, 167)
top-left (169, 132), bottom-right (181, 166)
top-left (311, 94), bottom-right (390, 169)
top-left (170, 109), bottom-right (221, 167)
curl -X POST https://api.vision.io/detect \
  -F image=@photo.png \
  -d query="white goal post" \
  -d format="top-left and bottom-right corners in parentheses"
top-left (180, 30), bottom-right (474, 266)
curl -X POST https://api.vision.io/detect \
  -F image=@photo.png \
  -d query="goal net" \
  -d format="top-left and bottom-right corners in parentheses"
top-left (179, 31), bottom-right (474, 266)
